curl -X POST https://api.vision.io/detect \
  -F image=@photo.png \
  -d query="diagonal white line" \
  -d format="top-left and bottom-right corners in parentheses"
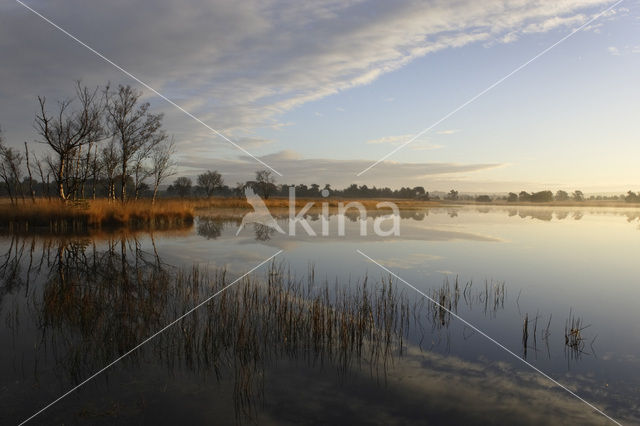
top-left (15, 0), bottom-right (282, 177)
top-left (356, 249), bottom-right (622, 425)
top-left (19, 249), bottom-right (284, 425)
top-left (356, 0), bottom-right (625, 176)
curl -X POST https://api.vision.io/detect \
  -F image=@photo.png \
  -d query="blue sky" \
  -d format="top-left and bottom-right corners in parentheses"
top-left (1, 0), bottom-right (639, 192)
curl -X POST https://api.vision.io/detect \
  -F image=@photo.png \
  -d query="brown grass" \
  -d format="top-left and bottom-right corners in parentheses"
top-left (0, 198), bottom-right (194, 231)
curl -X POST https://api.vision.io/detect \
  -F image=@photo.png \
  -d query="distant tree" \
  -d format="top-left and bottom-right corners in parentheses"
top-left (507, 192), bottom-right (518, 202)
top-left (555, 190), bottom-right (569, 201)
top-left (530, 190), bottom-right (553, 203)
top-left (296, 183), bottom-right (309, 196)
top-left (197, 170), bottom-right (224, 197)
top-left (476, 195), bottom-right (492, 203)
top-left (172, 176), bottom-right (192, 198)
top-left (255, 169), bottom-right (276, 199)
top-left (234, 182), bottom-right (245, 198)
top-left (625, 191), bottom-right (640, 203)
top-left (572, 190), bottom-right (584, 202)
top-left (519, 191), bottom-right (531, 202)
top-left (445, 189), bottom-right (459, 200)
top-left (0, 128), bottom-right (25, 204)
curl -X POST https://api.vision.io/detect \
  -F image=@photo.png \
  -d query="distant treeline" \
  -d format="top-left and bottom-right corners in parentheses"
top-left (166, 173), bottom-right (432, 200)
top-left (447, 189), bottom-right (640, 203)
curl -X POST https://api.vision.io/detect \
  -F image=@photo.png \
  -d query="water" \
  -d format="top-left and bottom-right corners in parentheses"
top-left (1, 206), bottom-right (639, 424)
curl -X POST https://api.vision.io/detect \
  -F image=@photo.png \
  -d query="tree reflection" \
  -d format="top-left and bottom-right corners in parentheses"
top-left (3, 236), bottom-right (412, 421)
top-left (0, 233), bottom-right (600, 422)
top-left (196, 216), bottom-right (224, 239)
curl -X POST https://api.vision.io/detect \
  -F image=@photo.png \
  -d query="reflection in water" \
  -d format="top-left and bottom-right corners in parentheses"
top-left (198, 216), bottom-right (276, 241)
top-left (196, 216), bottom-right (226, 239)
top-left (253, 223), bottom-right (276, 241)
top-left (2, 217), bottom-right (638, 423)
top-left (1, 234), bottom-right (593, 423)
top-left (3, 235), bottom-right (414, 421)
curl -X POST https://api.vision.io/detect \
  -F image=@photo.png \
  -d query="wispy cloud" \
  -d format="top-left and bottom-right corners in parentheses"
top-left (1, 0), bottom-right (619, 145)
top-left (178, 150), bottom-right (503, 187)
top-left (367, 134), bottom-right (415, 144)
top-left (367, 134), bottom-right (443, 151)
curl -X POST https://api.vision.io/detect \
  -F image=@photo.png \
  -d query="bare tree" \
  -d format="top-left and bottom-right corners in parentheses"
top-left (132, 147), bottom-right (154, 199)
top-left (150, 137), bottom-right (176, 203)
top-left (255, 169), bottom-right (276, 199)
top-left (105, 85), bottom-right (166, 203)
top-left (24, 142), bottom-right (36, 201)
top-left (197, 170), bottom-right (224, 197)
top-left (0, 130), bottom-right (24, 204)
top-left (90, 144), bottom-right (101, 199)
top-left (34, 82), bottom-right (104, 201)
top-left (33, 153), bottom-right (51, 199)
top-left (101, 137), bottom-right (119, 201)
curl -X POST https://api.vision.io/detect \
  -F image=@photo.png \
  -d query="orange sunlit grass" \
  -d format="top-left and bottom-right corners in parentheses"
top-left (0, 198), bottom-right (194, 231)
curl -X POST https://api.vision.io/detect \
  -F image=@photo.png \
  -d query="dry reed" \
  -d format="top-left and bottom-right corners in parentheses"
top-left (0, 198), bottom-right (194, 231)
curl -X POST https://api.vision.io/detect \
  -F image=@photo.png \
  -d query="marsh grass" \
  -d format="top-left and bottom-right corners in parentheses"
top-left (564, 309), bottom-right (593, 361)
top-left (0, 199), bottom-right (194, 232)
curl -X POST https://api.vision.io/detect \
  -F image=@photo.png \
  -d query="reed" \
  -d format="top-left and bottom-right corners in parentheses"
top-left (522, 313), bottom-right (529, 358)
top-left (564, 309), bottom-right (589, 353)
top-left (0, 198), bottom-right (194, 231)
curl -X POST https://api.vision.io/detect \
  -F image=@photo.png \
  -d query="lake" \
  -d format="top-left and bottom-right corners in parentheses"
top-left (1, 205), bottom-right (639, 425)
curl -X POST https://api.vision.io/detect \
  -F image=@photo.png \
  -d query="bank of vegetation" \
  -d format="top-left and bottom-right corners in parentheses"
top-left (0, 199), bottom-right (193, 232)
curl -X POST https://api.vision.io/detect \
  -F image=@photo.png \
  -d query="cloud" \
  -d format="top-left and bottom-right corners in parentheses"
top-left (608, 46), bottom-right (620, 56)
top-left (0, 0), bottom-right (617, 148)
top-left (178, 149), bottom-right (503, 187)
top-left (367, 134), bottom-right (415, 144)
top-left (436, 129), bottom-right (460, 135)
top-left (522, 14), bottom-right (587, 34)
top-left (235, 136), bottom-right (274, 149)
top-left (367, 134), bottom-right (443, 151)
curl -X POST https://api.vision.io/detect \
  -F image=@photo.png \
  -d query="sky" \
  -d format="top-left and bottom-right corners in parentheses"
top-left (1, 0), bottom-right (639, 193)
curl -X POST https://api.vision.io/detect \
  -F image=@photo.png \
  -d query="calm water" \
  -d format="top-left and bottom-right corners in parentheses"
top-left (1, 206), bottom-right (640, 425)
